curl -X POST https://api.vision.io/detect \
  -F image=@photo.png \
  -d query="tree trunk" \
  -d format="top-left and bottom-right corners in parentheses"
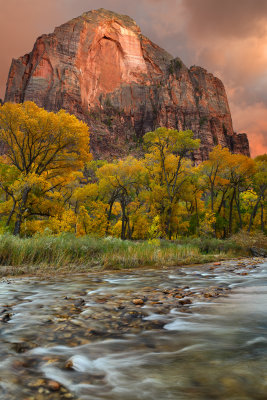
top-left (126, 218), bottom-right (133, 240)
top-left (6, 199), bottom-right (16, 227)
top-left (13, 187), bottom-right (30, 236)
top-left (248, 196), bottom-right (261, 232)
top-left (261, 202), bottom-right (264, 232)
top-left (228, 189), bottom-right (235, 236)
top-left (166, 206), bottom-right (172, 240)
top-left (195, 196), bottom-right (199, 232)
top-left (105, 200), bottom-right (114, 236)
top-left (211, 183), bottom-right (214, 211)
top-left (223, 201), bottom-right (227, 239)
top-left (217, 190), bottom-right (227, 215)
top-left (121, 200), bottom-right (126, 240)
top-left (235, 191), bottom-right (243, 230)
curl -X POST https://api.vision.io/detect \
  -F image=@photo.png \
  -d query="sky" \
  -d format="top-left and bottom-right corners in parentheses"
top-left (0, 0), bottom-right (267, 157)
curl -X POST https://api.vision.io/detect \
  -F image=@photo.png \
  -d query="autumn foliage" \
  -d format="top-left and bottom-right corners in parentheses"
top-left (0, 102), bottom-right (91, 235)
top-left (0, 102), bottom-right (266, 239)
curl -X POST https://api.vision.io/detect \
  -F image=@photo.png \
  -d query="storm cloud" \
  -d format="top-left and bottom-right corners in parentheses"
top-left (0, 0), bottom-right (266, 156)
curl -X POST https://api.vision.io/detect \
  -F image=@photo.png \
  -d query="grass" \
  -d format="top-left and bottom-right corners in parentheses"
top-left (0, 232), bottom-right (264, 277)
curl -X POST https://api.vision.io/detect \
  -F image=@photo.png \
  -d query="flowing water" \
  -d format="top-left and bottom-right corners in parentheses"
top-left (0, 259), bottom-right (266, 400)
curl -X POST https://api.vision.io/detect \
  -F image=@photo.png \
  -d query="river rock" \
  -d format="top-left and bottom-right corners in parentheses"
top-left (1, 313), bottom-right (11, 323)
top-left (178, 298), bottom-right (192, 305)
top-left (250, 247), bottom-right (267, 258)
top-left (132, 299), bottom-right (144, 305)
top-left (74, 298), bottom-right (85, 308)
top-left (65, 360), bottom-right (74, 369)
top-left (47, 380), bottom-right (61, 391)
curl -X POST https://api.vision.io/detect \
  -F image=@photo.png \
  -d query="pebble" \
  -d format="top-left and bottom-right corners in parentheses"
top-left (132, 299), bottom-right (144, 305)
top-left (28, 379), bottom-right (45, 388)
top-left (70, 319), bottom-right (85, 327)
top-left (47, 380), bottom-right (60, 391)
top-left (65, 360), bottom-right (73, 369)
top-left (178, 298), bottom-right (192, 305)
top-left (1, 313), bottom-right (11, 323)
top-left (12, 360), bottom-right (27, 369)
top-left (74, 298), bottom-right (85, 308)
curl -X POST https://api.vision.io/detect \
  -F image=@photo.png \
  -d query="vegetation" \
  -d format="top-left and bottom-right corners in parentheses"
top-left (168, 58), bottom-right (183, 75)
top-left (0, 102), bottom-right (266, 257)
top-left (0, 102), bottom-right (90, 236)
top-left (0, 233), bottom-right (259, 276)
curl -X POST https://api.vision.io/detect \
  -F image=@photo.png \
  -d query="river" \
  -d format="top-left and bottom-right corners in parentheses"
top-left (0, 258), bottom-right (266, 399)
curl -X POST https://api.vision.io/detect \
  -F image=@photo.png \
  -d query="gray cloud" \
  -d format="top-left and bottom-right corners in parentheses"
top-left (182, 0), bottom-right (267, 39)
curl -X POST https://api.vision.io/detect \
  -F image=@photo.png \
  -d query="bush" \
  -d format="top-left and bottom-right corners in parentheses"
top-left (231, 231), bottom-right (267, 250)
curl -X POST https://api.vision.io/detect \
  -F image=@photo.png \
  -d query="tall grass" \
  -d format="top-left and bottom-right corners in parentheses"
top-left (102, 241), bottom-right (203, 269)
top-left (0, 232), bottom-right (256, 276)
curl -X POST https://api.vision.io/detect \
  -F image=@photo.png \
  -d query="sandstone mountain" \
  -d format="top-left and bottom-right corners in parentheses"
top-left (5, 8), bottom-right (250, 161)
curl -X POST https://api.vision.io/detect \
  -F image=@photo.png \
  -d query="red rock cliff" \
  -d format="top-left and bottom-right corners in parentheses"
top-left (4, 8), bottom-right (250, 160)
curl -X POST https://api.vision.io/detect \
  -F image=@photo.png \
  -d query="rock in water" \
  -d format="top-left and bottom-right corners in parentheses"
top-left (1, 312), bottom-right (11, 323)
top-left (47, 380), bottom-right (60, 391)
top-left (250, 247), bottom-right (267, 258)
top-left (4, 8), bottom-right (250, 161)
top-left (74, 298), bottom-right (85, 308)
top-left (132, 298), bottom-right (144, 305)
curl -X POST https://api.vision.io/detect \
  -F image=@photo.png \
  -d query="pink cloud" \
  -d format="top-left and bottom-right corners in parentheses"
top-left (0, 0), bottom-right (266, 156)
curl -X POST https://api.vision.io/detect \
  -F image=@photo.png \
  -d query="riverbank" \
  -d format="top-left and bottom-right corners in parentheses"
top-left (0, 232), bottom-right (262, 277)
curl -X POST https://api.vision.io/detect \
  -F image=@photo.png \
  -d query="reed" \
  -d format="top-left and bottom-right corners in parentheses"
top-left (0, 233), bottom-right (254, 276)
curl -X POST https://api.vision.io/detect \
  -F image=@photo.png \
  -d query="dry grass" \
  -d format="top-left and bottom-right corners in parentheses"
top-left (0, 233), bottom-right (256, 277)
top-left (231, 231), bottom-right (267, 250)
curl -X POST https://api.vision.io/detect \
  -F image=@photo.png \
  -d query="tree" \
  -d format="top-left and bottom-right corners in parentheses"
top-left (143, 128), bottom-right (200, 239)
top-left (0, 102), bottom-right (90, 235)
top-left (248, 154), bottom-right (267, 232)
top-left (200, 145), bottom-right (230, 212)
top-left (224, 154), bottom-right (254, 235)
top-left (96, 157), bottom-right (146, 240)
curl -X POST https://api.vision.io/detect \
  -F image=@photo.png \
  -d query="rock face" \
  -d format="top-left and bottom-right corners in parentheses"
top-left (4, 8), bottom-right (250, 161)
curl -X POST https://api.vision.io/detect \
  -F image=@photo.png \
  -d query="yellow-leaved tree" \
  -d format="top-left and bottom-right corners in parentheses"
top-left (96, 157), bottom-right (147, 240)
top-left (0, 101), bottom-right (91, 235)
top-left (248, 154), bottom-right (267, 232)
top-left (144, 128), bottom-right (200, 239)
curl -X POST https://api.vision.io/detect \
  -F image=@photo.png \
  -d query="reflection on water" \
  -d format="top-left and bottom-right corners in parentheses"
top-left (0, 259), bottom-right (266, 399)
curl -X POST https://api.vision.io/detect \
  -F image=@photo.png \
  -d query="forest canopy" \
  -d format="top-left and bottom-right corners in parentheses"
top-left (0, 102), bottom-right (266, 239)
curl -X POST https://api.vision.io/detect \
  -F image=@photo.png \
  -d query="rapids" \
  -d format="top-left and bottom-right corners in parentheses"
top-left (0, 259), bottom-right (266, 399)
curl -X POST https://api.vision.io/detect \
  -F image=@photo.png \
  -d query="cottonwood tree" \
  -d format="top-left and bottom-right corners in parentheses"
top-left (143, 128), bottom-right (200, 239)
top-left (96, 157), bottom-right (146, 240)
top-left (0, 101), bottom-right (90, 235)
top-left (200, 145), bottom-right (230, 212)
top-left (248, 154), bottom-right (267, 232)
top-left (224, 153), bottom-right (255, 235)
